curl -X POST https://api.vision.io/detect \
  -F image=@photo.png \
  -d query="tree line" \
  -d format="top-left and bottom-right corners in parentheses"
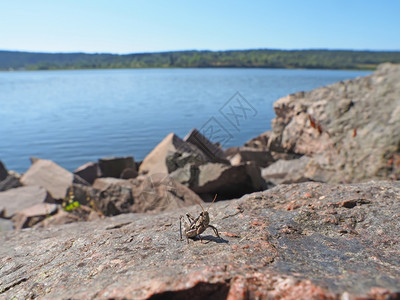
top-left (1, 49), bottom-right (399, 71)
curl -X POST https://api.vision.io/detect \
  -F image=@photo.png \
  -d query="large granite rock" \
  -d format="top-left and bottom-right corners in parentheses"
top-left (0, 186), bottom-right (53, 218)
top-left (20, 159), bottom-right (74, 199)
top-left (0, 180), bottom-right (399, 299)
top-left (139, 133), bottom-right (208, 176)
top-left (265, 63), bottom-right (400, 183)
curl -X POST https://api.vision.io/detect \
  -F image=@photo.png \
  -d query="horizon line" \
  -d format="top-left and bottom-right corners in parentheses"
top-left (1, 47), bottom-right (400, 56)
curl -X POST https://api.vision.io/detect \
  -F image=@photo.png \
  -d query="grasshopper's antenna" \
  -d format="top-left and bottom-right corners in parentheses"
top-left (194, 197), bottom-right (206, 213)
top-left (207, 194), bottom-right (217, 212)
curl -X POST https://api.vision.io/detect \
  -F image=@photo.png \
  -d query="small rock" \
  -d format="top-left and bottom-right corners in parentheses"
top-left (20, 158), bottom-right (74, 199)
top-left (12, 203), bottom-right (58, 229)
top-left (0, 186), bottom-right (53, 218)
top-left (35, 205), bottom-right (100, 228)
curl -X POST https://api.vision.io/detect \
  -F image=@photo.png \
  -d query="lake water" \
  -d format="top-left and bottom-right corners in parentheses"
top-left (0, 68), bottom-right (370, 173)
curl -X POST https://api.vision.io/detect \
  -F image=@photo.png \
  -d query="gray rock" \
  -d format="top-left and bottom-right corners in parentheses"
top-left (20, 159), bottom-right (74, 199)
top-left (98, 156), bottom-right (136, 178)
top-left (0, 181), bottom-right (399, 299)
top-left (261, 156), bottom-right (311, 185)
top-left (0, 186), bottom-right (53, 218)
top-left (73, 162), bottom-right (100, 184)
top-left (0, 174), bottom-right (22, 192)
top-left (12, 203), bottom-right (58, 229)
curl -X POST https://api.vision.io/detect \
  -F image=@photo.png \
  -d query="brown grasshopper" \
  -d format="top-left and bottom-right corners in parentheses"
top-left (180, 194), bottom-right (221, 243)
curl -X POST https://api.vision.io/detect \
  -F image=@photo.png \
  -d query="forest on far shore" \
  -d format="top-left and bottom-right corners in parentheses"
top-left (1, 49), bottom-right (400, 71)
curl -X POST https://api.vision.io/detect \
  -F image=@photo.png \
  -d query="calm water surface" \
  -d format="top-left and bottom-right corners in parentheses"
top-left (0, 68), bottom-right (370, 173)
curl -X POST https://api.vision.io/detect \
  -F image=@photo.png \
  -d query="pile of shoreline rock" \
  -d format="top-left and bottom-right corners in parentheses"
top-left (0, 63), bottom-right (400, 299)
top-left (0, 128), bottom-right (268, 231)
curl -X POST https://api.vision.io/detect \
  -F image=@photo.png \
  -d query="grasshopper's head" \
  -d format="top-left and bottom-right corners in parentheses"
top-left (200, 210), bottom-right (210, 225)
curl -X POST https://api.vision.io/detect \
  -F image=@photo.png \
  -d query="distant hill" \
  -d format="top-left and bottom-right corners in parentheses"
top-left (1, 49), bottom-right (400, 71)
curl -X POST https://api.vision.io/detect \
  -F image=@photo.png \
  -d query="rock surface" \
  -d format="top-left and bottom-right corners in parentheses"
top-left (1, 180), bottom-right (399, 299)
top-left (264, 63), bottom-right (400, 183)
top-left (20, 159), bottom-right (74, 199)
top-left (0, 186), bottom-right (53, 218)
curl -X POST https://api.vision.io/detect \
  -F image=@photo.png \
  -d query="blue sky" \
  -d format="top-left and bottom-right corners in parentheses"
top-left (1, 1), bottom-right (399, 53)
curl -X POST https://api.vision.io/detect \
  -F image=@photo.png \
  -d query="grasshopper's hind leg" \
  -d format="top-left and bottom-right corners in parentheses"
top-left (208, 224), bottom-right (221, 239)
top-left (179, 216), bottom-right (184, 241)
top-left (179, 215), bottom-right (191, 244)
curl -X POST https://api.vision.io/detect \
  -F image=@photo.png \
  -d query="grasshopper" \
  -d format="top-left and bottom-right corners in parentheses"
top-left (180, 194), bottom-right (221, 243)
